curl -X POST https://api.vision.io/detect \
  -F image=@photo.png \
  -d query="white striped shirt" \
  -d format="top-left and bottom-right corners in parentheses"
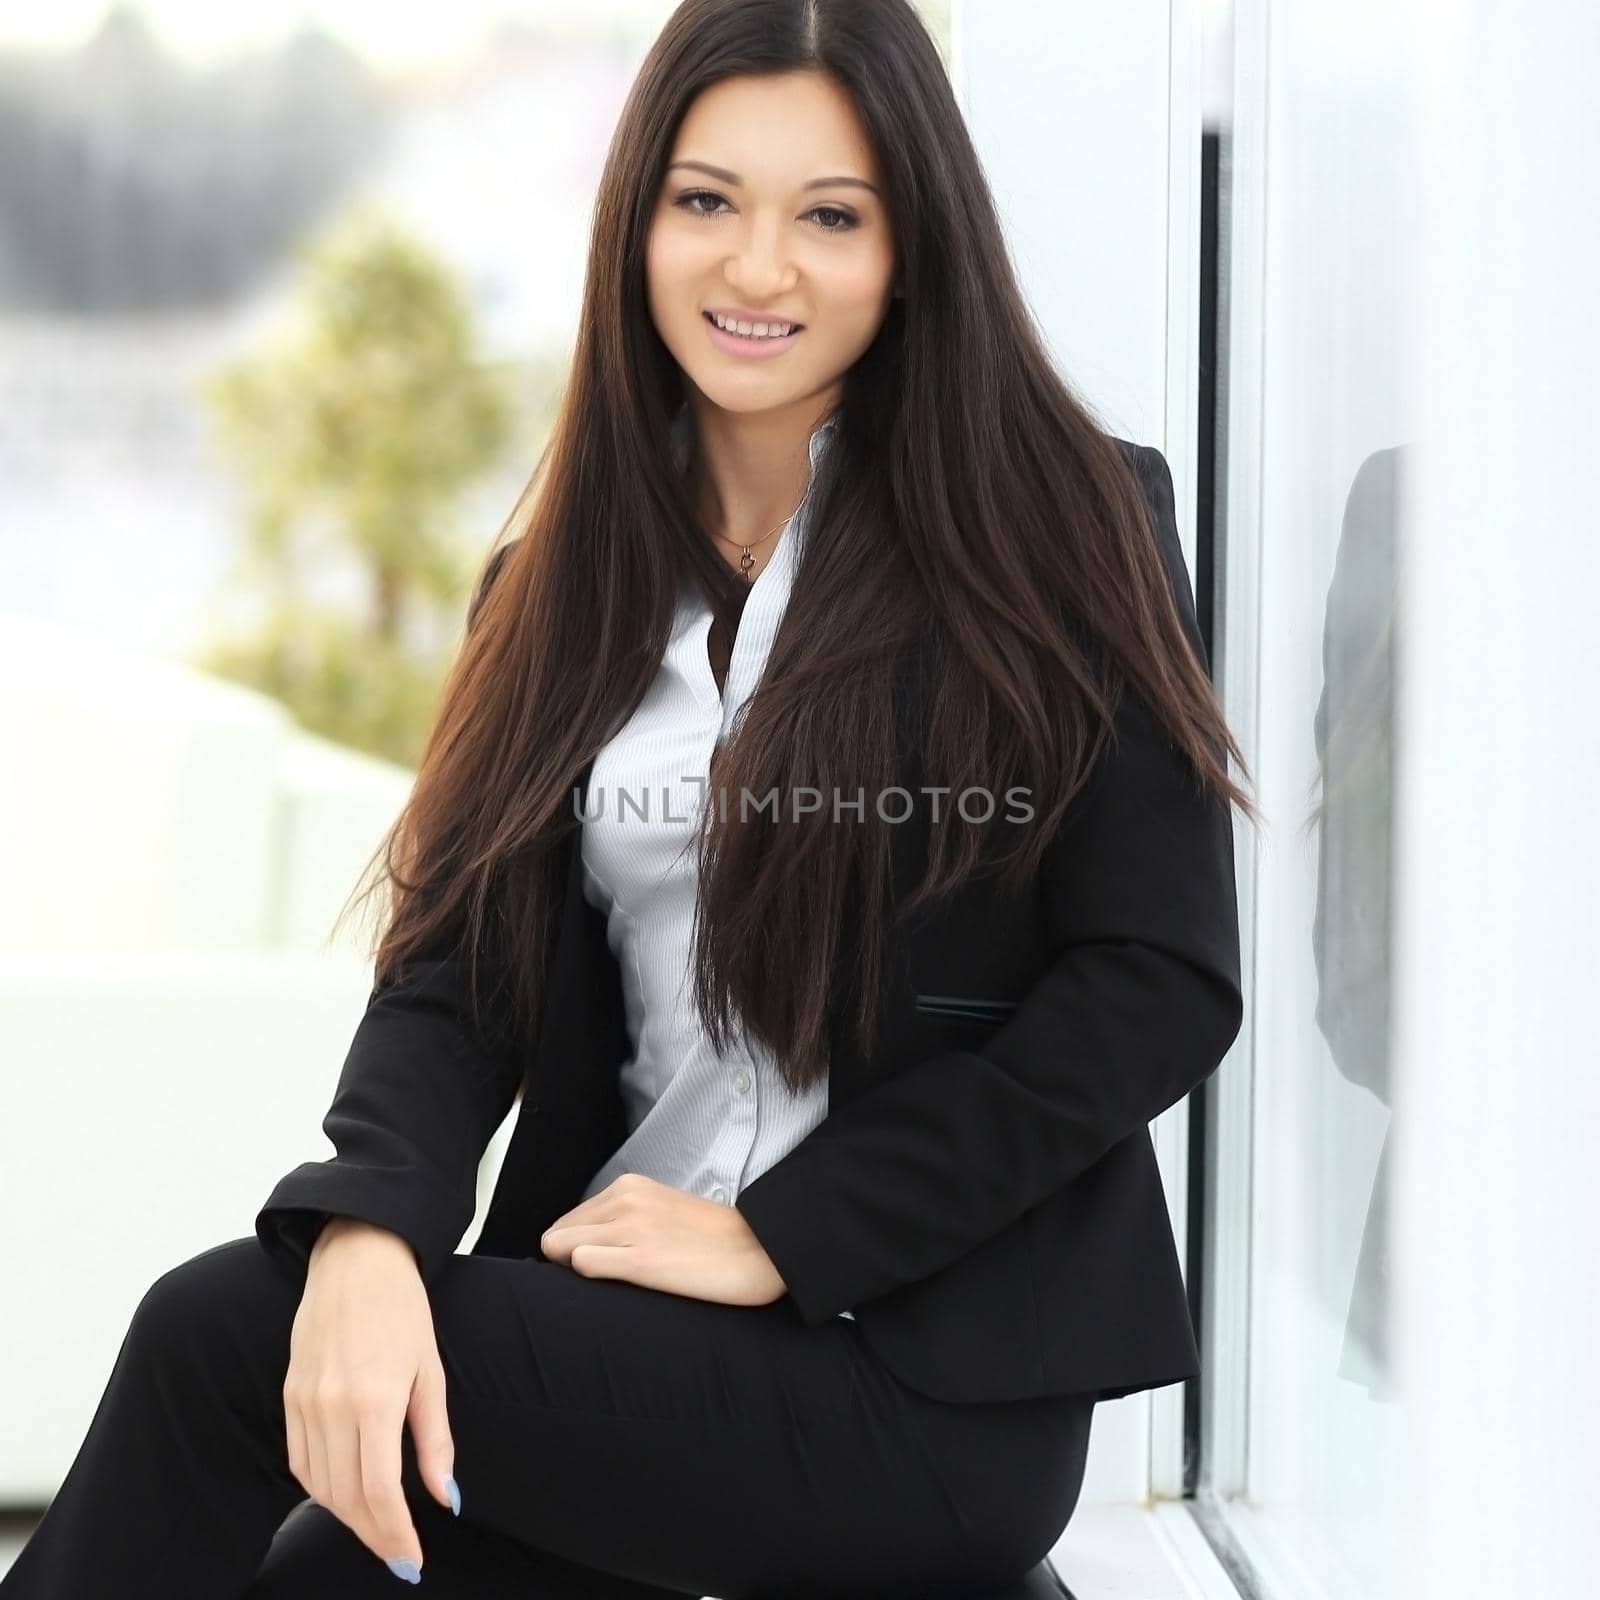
top-left (576, 412), bottom-right (855, 1319)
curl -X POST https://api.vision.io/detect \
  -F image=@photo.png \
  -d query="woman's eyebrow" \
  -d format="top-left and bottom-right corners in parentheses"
top-left (665, 158), bottom-right (880, 197)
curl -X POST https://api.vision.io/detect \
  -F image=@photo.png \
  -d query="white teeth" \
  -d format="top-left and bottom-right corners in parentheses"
top-left (711, 313), bottom-right (795, 339)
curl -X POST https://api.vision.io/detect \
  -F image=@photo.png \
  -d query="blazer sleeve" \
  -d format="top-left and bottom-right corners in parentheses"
top-left (733, 444), bottom-right (1245, 1326)
top-left (254, 545), bottom-right (525, 1284)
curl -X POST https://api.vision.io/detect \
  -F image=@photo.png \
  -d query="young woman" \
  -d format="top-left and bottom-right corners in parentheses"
top-left (1, 2), bottom-right (1256, 1596)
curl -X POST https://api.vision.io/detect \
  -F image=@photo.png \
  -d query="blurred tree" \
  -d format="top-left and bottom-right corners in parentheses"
top-left (195, 204), bottom-right (526, 766)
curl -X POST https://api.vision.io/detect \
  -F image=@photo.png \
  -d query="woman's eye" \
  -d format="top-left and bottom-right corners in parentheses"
top-left (674, 189), bottom-right (731, 218)
top-left (670, 190), bottom-right (859, 233)
top-left (808, 205), bottom-right (859, 233)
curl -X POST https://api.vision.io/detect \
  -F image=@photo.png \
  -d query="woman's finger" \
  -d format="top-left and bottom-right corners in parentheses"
top-left (305, 1399), bottom-right (334, 1512)
top-left (283, 1392), bottom-right (309, 1496)
top-left (569, 1241), bottom-right (647, 1284)
top-left (541, 1218), bottom-right (631, 1263)
top-left (324, 1400), bottom-right (381, 1553)
top-left (359, 1404), bottom-right (424, 1572)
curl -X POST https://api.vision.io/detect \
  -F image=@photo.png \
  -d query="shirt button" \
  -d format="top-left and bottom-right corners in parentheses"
top-left (733, 1069), bottom-right (750, 1093)
top-left (711, 1185), bottom-right (729, 1203)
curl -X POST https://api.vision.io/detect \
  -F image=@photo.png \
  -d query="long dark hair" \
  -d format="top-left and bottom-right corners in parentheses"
top-left (341, 0), bottom-right (1259, 1099)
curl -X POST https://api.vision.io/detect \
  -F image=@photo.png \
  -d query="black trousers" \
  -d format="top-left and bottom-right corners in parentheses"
top-left (0, 1235), bottom-right (1096, 1599)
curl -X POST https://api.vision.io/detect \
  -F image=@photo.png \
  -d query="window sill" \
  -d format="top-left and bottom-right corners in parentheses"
top-left (1049, 1503), bottom-right (1247, 1600)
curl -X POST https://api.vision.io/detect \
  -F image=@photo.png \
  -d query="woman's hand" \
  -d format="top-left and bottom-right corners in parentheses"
top-left (283, 1219), bottom-right (459, 1583)
top-left (540, 1173), bottom-right (788, 1308)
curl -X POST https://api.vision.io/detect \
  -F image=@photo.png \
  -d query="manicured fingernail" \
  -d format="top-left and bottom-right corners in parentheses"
top-left (445, 1474), bottom-right (461, 1517)
top-left (386, 1557), bottom-right (421, 1584)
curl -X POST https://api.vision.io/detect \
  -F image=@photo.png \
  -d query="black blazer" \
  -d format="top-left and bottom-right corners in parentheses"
top-left (256, 438), bottom-right (1244, 1406)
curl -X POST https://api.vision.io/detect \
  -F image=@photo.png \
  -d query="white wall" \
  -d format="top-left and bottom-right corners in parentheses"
top-left (0, 616), bottom-right (416, 1501)
top-left (1395, 3), bottom-right (1600, 1595)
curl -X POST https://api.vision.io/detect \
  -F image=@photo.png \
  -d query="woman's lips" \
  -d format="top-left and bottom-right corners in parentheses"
top-left (702, 312), bottom-right (805, 360)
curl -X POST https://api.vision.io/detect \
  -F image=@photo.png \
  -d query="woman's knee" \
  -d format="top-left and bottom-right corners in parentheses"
top-left (130, 1235), bottom-right (300, 1369)
top-left (246, 1498), bottom-right (401, 1599)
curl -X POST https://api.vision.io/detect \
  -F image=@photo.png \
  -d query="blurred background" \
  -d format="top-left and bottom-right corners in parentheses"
top-left (0, 0), bottom-right (955, 763)
top-left (2, 3), bottom-right (1594, 1598)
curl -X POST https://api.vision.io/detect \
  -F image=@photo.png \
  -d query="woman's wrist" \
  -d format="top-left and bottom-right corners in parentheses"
top-left (307, 1216), bottom-right (419, 1274)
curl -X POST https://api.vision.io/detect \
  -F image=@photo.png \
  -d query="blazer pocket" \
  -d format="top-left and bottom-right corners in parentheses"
top-left (911, 993), bottom-right (1022, 1024)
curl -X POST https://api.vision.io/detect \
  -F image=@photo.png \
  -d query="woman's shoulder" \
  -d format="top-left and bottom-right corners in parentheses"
top-left (1100, 435), bottom-right (1200, 667)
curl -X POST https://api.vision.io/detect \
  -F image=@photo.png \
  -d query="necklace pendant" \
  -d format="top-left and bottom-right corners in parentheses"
top-left (739, 547), bottom-right (755, 580)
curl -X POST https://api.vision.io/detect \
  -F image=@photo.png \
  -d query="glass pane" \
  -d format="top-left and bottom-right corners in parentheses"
top-left (1202, 1), bottom-right (1413, 1594)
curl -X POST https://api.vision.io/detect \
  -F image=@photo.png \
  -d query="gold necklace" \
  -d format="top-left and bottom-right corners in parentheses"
top-left (712, 503), bottom-right (803, 584)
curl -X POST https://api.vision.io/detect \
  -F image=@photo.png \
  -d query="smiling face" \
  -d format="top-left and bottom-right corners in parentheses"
top-left (646, 70), bottom-right (898, 418)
